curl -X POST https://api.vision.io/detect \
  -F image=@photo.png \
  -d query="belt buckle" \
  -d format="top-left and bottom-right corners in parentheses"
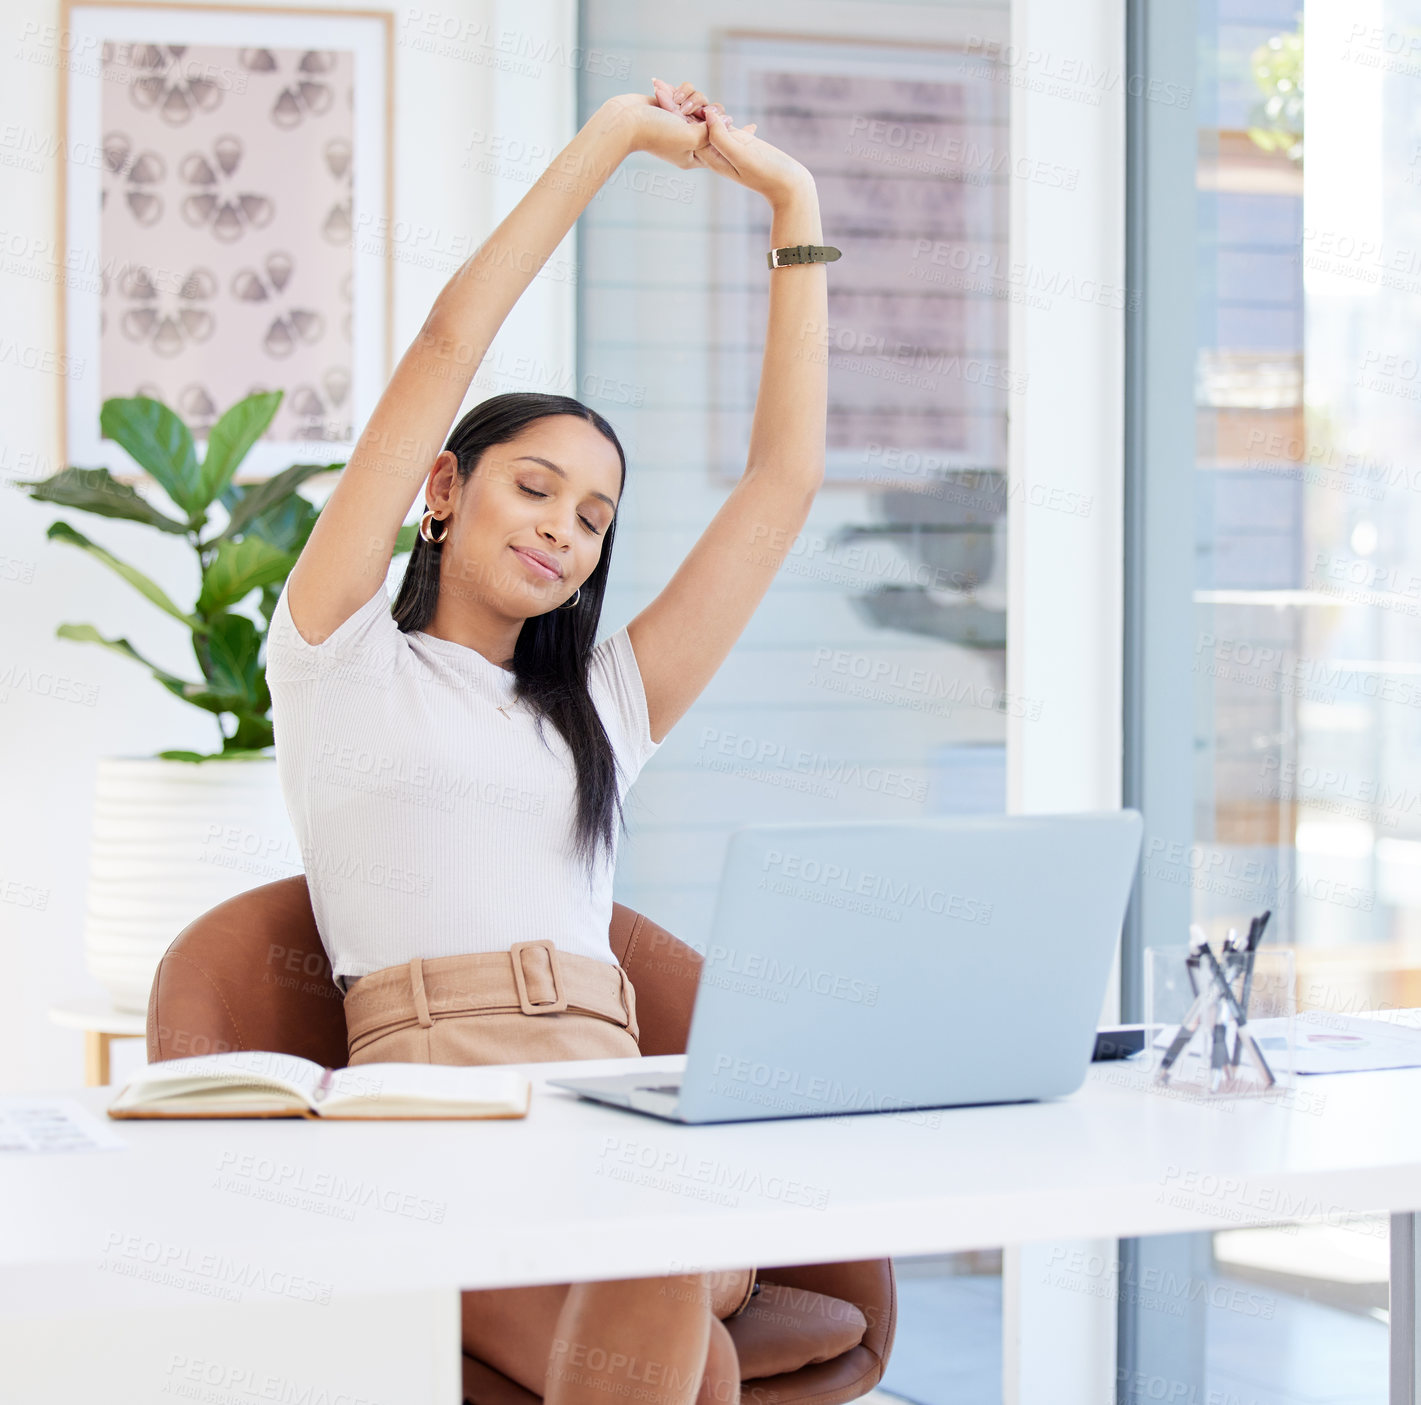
top-left (510, 940), bottom-right (568, 1015)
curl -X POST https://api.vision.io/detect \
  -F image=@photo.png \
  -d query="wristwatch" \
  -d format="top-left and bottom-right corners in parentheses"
top-left (767, 244), bottom-right (842, 269)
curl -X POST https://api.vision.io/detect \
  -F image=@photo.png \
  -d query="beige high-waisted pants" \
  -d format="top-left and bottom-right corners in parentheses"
top-left (344, 939), bottom-right (645, 1066)
top-left (342, 941), bottom-right (758, 1339)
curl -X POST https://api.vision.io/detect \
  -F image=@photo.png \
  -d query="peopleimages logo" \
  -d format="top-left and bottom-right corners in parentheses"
top-left (702, 945), bottom-right (879, 1006)
top-left (709, 1056), bottom-right (943, 1126)
top-left (760, 849), bottom-right (993, 924)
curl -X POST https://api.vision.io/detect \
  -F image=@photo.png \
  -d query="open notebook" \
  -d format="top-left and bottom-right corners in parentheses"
top-left (107, 1050), bottom-right (531, 1121)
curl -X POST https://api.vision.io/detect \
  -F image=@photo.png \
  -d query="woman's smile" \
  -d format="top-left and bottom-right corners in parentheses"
top-left (510, 544), bottom-right (564, 580)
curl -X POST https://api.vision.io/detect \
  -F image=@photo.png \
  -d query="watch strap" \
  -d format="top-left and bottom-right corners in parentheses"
top-left (767, 243), bottom-right (842, 269)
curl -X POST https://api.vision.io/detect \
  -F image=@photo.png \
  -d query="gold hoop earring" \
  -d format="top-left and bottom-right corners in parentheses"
top-left (418, 509), bottom-right (448, 544)
top-left (560, 586), bottom-right (581, 610)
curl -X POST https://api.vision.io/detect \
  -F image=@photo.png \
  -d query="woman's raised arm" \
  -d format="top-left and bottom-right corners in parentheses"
top-left (285, 93), bottom-right (694, 645)
top-left (628, 106), bottom-right (828, 742)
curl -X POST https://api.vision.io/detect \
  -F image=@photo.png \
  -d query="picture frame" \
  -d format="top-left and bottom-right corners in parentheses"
top-left (711, 32), bottom-right (1009, 491)
top-left (58, 0), bottom-right (393, 480)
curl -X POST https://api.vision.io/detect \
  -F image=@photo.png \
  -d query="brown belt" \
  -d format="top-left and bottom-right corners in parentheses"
top-left (344, 940), bottom-right (639, 1059)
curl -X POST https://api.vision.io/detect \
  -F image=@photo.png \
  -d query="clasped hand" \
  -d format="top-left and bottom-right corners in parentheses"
top-left (603, 77), bottom-right (814, 205)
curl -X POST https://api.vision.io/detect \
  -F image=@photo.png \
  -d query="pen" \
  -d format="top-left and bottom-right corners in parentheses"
top-left (1225, 915), bottom-right (1260, 1068)
top-left (1231, 909), bottom-right (1273, 1080)
top-left (1222, 924), bottom-right (1247, 1067)
top-left (313, 1067), bottom-right (334, 1103)
top-left (1187, 925), bottom-right (1210, 997)
top-left (1156, 930), bottom-right (1215, 1080)
top-left (1209, 999), bottom-right (1229, 1092)
top-left (1239, 909), bottom-right (1270, 1019)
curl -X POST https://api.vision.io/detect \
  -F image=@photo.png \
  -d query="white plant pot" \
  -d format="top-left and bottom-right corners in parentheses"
top-left (82, 756), bottom-right (302, 1014)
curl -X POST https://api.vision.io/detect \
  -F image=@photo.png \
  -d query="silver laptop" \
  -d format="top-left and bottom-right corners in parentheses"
top-left (550, 811), bottom-right (1143, 1124)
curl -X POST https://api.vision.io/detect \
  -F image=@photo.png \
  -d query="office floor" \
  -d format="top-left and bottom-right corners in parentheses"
top-left (875, 1264), bottom-right (1002, 1405)
top-left (870, 1270), bottom-right (1386, 1405)
top-left (1205, 1274), bottom-right (1387, 1405)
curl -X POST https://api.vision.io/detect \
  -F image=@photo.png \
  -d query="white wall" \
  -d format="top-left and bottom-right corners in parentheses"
top-left (0, 0), bottom-right (575, 1092)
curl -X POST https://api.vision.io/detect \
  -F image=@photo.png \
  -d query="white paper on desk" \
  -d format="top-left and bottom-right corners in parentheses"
top-left (0, 1098), bottom-right (128, 1153)
top-left (1152, 1012), bottom-right (1421, 1075)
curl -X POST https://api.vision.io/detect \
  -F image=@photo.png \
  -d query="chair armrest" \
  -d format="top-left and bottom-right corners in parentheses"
top-left (755, 1259), bottom-right (897, 1368)
top-left (147, 949), bottom-right (244, 1062)
top-left (610, 905), bottom-right (704, 1056)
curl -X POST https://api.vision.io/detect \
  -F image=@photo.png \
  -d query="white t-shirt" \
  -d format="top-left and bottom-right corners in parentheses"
top-left (265, 577), bottom-right (662, 992)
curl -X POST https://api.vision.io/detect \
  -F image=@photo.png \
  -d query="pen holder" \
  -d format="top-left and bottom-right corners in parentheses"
top-left (1142, 945), bottom-right (1297, 1099)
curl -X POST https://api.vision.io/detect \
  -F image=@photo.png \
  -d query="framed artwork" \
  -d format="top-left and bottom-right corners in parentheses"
top-left (60, 1), bottom-right (392, 479)
top-left (711, 33), bottom-right (1010, 489)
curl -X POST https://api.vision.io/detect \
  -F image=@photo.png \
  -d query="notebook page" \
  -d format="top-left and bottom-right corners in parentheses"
top-left (113, 1051), bottom-right (324, 1109)
top-left (324, 1063), bottom-right (529, 1113)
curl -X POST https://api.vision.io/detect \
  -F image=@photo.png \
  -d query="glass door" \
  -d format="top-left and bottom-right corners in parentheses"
top-left (1122, 1), bottom-right (1412, 1399)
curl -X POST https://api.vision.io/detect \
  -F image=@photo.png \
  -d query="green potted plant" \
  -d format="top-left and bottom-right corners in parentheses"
top-left (21, 390), bottom-right (413, 1011)
top-left (1247, 19), bottom-right (1303, 166)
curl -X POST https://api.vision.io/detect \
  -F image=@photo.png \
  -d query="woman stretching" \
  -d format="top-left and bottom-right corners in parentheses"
top-left (265, 78), bottom-right (826, 1405)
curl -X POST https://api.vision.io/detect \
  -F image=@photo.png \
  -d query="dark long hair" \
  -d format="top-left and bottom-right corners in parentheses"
top-left (391, 393), bottom-right (628, 874)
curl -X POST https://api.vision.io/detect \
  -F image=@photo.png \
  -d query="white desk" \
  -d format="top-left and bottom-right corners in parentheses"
top-left (6, 1051), bottom-right (1421, 1403)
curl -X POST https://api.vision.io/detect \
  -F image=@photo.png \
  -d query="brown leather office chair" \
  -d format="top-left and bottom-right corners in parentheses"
top-left (147, 876), bottom-right (897, 1405)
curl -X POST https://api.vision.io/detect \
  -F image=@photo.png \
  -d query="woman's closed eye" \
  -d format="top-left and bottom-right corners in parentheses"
top-left (518, 483), bottom-right (602, 535)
